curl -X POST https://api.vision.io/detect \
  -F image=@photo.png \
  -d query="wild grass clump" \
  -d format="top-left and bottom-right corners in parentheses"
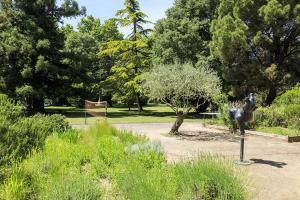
top-left (113, 155), bottom-right (247, 200)
top-left (0, 122), bottom-right (248, 199)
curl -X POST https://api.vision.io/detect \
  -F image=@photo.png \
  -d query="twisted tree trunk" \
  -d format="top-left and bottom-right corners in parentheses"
top-left (170, 111), bottom-right (185, 135)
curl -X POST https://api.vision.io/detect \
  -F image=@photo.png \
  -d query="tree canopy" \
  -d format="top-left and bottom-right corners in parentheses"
top-left (0, 0), bottom-right (85, 112)
top-left (151, 0), bottom-right (219, 64)
top-left (210, 0), bottom-right (300, 104)
top-left (1, 0), bottom-right (299, 113)
top-left (144, 63), bottom-right (222, 133)
top-left (61, 16), bottom-right (123, 106)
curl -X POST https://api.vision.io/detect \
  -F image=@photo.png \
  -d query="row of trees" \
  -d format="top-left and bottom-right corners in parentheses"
top-left (1, 0), bottom-right (299, 113)
top-left (152, 0), bottom-right (300, 105)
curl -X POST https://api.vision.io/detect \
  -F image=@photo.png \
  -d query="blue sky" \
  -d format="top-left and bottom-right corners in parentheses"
top-left (63, 0), bottom-right (174, 36)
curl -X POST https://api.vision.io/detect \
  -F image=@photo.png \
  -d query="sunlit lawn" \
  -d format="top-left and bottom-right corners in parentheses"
top-left (46, 104), bottom-right (299, 136)
top-left (46, 104), bottom-right (219, 124)
top-left (257, 126), bottom-right (300, 137)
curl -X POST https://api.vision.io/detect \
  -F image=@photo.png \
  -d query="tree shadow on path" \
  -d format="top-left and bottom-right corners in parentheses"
top-left (178, 131), bottom-right (239, 142)
top-left (250, 158), bottom-right (287, 168)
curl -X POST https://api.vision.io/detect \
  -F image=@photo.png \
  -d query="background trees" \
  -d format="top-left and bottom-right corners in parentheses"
top-left (1, 0), bottom-right (299, 114)
top-left (210, 0), bottom-right (300, 104)
top-left (151, 0), bottom-right (219, 64)
top-left (144, 63), bottom-right (222, 134)
top-left (0, 0), bottom-right (85, 113)
top-left (61, 16), bottom-right (123, 106)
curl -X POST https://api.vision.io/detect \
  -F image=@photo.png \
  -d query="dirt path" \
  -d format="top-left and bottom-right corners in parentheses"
top-left (112, 122), bottom-right (300, 200)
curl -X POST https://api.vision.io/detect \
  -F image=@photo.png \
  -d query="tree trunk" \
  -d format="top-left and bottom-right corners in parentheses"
top-left (170, 112), bottom-right (185, 135)
top-left (136, 94), bottom-right (143, 112)
top-left (107, 94), bottom-right (113, 107)
top-left (128, 103), bottom-right (131, 111)
top-left (32, 96), bottom-right (45, 114)
top-left (264, 87), bottom-right (277, 106)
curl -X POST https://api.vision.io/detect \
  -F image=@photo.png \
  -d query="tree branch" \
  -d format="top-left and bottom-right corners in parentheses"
top-left (161, 99), bottom-right (177, 113)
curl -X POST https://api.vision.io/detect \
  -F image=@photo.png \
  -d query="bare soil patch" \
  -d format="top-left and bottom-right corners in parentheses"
top-left (177, 130), bottom-right (239, 142)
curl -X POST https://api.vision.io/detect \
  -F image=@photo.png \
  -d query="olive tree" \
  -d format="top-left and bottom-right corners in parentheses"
top-left (144, 63), bottom-right (222, 134)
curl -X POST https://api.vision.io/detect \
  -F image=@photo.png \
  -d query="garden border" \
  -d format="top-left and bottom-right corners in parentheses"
top-left (206, 124), bottom-right (300, 143)
top-left (288, 136), bottom-right (300, 143)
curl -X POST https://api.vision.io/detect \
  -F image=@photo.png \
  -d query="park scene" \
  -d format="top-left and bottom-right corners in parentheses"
top-left (0, 0), bottom-right (299, 199)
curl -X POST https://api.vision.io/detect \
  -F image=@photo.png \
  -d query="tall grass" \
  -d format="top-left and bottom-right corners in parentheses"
top-left (0, 122), bottom-right (248, 199)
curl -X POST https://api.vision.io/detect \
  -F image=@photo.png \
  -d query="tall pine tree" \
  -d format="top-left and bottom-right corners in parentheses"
top-left (100, 0), bottom-right (151, 112)
top-left (0, 0), bottom-right (85, 113)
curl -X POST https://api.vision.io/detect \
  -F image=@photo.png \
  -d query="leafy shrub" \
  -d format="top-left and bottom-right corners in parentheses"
top-left (218, 103), bottom-right (237, 132)
top-left (0, 114), bottom-right (70, 167)
top-left (29, 114), bottom-right (70, 133)
top-left (0, 94), bottom-right (23, 122)
top-left (255, 85), bottom-right (300, 131)
top-left (220, 85), bottom-right (300, 133)
top-left (0, 95), bottom-right (70, 171)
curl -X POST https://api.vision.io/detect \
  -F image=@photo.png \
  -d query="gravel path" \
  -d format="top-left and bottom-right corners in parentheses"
top-left (112, 122), bottom-right (300, 200)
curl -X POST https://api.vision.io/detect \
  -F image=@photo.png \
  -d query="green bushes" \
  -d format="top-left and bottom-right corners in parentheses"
top-left (0, 94), bottom-right (23, 121)
top-left (219, 85), bottom-right (300, 135)
top-left (0, 94), bottom-right (70, 171)
top-left (255, 85), bottom-right (300, 132)
top-left (0, 122), bottom-right (248, 199)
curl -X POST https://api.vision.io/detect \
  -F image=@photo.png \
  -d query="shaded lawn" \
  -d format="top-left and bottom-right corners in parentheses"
top-left (46, 104), bottom-right (219, 124)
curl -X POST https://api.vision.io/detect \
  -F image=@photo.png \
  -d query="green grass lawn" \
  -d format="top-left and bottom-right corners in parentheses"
top-left (46, 104), bottom-right (299, 136)
top-left (256, 127), bottom-right (300, 137)
top-left (46, 104), bottom-right (219, 125)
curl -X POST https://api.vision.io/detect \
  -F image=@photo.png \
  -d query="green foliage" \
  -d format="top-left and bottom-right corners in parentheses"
top-left (0, 122), bottom-right (247, 199)
top-left (144, 63), bottom-right (222, 114)
top-left (116, 0), bottom-right (151, 38)
top-left (255, 85), bottom-right (300, 131)
top-left (0, 0), bottom-right (85, 112)
top-left (152, 0), bottom-right (219, 64)
top-left (211, 0), bottom-right (300, 101)
top-left (0, 94), bottom-right (23, 121)
top-left (257, 127), bottom-right (299, 137)
top-left (218, 103), bottom-right (237, 132)
top-left (78, 16), bottom-right (123, 43)
top-left (100, 0), bottom-right (151, 111)
top-left (100, 40), bottom-right (150, 105)
top-left (60, 15), bottom-right (123, 105)
top-left (0, 95), bottom-right (70, 170)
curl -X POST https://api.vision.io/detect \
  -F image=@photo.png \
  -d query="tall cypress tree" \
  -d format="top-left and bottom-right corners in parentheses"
top-left (0, 0), bottom-right (85, 113)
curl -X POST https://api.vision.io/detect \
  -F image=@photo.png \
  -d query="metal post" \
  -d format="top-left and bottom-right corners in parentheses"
top-left (85, 111), bottom-right (87, 125)
top-left (240, 124), bottom-right (245, 162)
top-left (235, 122), bottom-right (251, 165)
